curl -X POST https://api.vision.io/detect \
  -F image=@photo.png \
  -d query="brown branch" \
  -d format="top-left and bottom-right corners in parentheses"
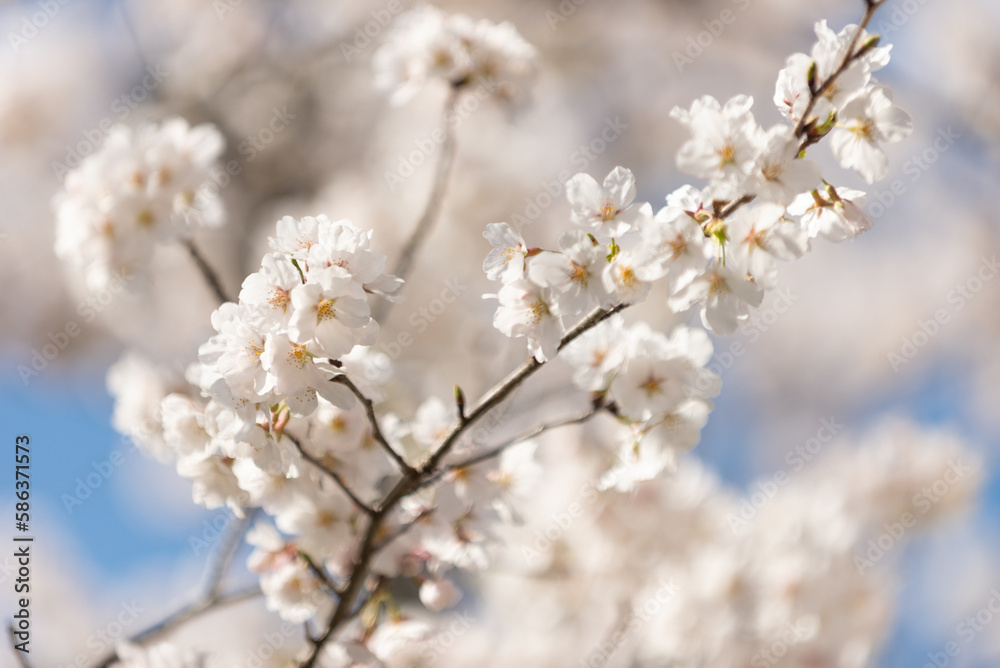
top-left (793, 0), bottom-right (887, 140)
top-left (92, 587), bottom-right (262, 668)
top-left (298, 302), bottom-right (628, 666)
top-left (421, 408), bottom-right (601, 489)
top-left (7, 623), bottom-right (29, 668)
top-left (329, 374), bottom-right (417, 477)
top-left (182, 238), bottom-right (232, 305)
top-left (286, 431), bottom-right (376, 516)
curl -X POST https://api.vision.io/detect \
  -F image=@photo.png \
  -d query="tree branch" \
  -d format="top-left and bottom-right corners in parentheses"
top-left (92, 587), bottom-right (262, 668)
top-left (298, 302), bottom-right (628, 666)
top-left (286, 431), bottom-right (376, 516)
top-left (204, 507), bottom-right (259, 599)
top-left (793, 0), bottom-right (886, 140)
top-left (7, 624), bottom-right (29, 668)
top-left (421, 408), bottom-right (601, 488)
top-left (182, 238), bottom-right (232, 305)
top-left (330, 374), bottom-right (417, 477)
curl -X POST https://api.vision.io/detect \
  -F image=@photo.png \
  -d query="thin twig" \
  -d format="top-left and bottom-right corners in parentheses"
top-left (330, 375), bottom-right (417, 476)
top-left (374, 86), bottom-right (462, 322)
top-left (371, 508), bottom-right (435, 556)
top-left (286, 432), bottom-right (376, 516)
top-left (295, 3), bottom-right (895, 645)
top-left (422, 408), bottom-right (600, 488)
top-left (299, 550), bottom-right (342, 595)
top-left (92, 587), bottom-right (262, 668)
top-left (183, 238), bottom-right (232, 305)
top-left (7, 624), bottom-right (29, 668)
top-left (298, 303), bottom-right (627, 666)
top-left (205, 508), bottom-right (259, 599)
top-left (793, 0), bottom-right (885, 140)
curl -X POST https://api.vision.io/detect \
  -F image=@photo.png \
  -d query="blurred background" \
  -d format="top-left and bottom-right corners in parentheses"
top-left (0, 0), bottom-right (998, 665)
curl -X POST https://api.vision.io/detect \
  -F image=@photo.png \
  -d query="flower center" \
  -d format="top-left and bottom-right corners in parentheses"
top-left (718, 142), bottom-right (736, 167)
top-left (287, 342), bottom-right (310, 369)
top-left (707, 272), bottom-right (730, 297)
top-left (316, 299), bottom-right (337, 322)
top-left (268, 287), bottom-right (290, 312)
top-left (599, 197), bottom-right (618, 221)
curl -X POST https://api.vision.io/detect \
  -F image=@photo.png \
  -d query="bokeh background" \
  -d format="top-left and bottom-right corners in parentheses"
top-left (1, 0), bottom-right (999, 665)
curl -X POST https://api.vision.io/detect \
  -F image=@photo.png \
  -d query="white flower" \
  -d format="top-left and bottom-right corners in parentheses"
top-left (528, 230), bottom-right (611, 316)
top-left (239, 252), bottom-right (303, 330)
top-left (669, 263), bottom-right (764, 335)
top-left (305, 216), bottom-right (399, 297)
top-left (483, 222), bottom-right (528, 283)
top-left (268, 214), bottom-right (321, 260)
top-left (633, 204), bottom-right (713, 291)
top-left (411, 396), bottom-right (456, 449)
top-left (289, 266), bottom-right (376, 360)
top-left (373, 6), bottom-right (537, 106)
top-left (247, 522), bottom-right (327, 623)
top-left (829, 86), bottom-right (913, 183)
top-left (671, 95), bottom-right (762, 199)
top-left (602, 250), bottom-right (652, 305)
top-left (565, 166), bottom-right (643, 238)
top-left (788, 185), bottom-right (872, 242)
top-left (175, 452), bottom-right (247, 512)
top-left (488, 441), bottom-right (543, 522)
top-left (160, 394), bottom-right (213, 459)
top-left (612, 343), bottom-right (690, 423)
top-left (493, 279), bottom-right (564, 362)
top-left (53, 117), bottom-right (224, 293)
top-left (420, 577), bottom-right (463, 611)
top-left (727, 202), bottom-right (809, 289)
top-left (260, 331), bottom-right (352, 416)
top-left (562, 315), bottom-right (627, 391)
top-left (198, 303), bottom-right (273, 401)
top-left (274, 492), bottom-right (353, 561)
top-left (748, 125), bottom-right (823, 204)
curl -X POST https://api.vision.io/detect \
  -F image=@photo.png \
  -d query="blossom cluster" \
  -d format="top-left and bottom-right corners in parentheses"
top-left (71, 3), bottom-right (952, 666)
top-left (53, 117), bottom-right (225, 292)
top-left (373, 5), bottom-right (538, 105)
top-left (486, 20), bottom-right (911, 358)
top-left (453, 419), bottom-right (982, 668)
